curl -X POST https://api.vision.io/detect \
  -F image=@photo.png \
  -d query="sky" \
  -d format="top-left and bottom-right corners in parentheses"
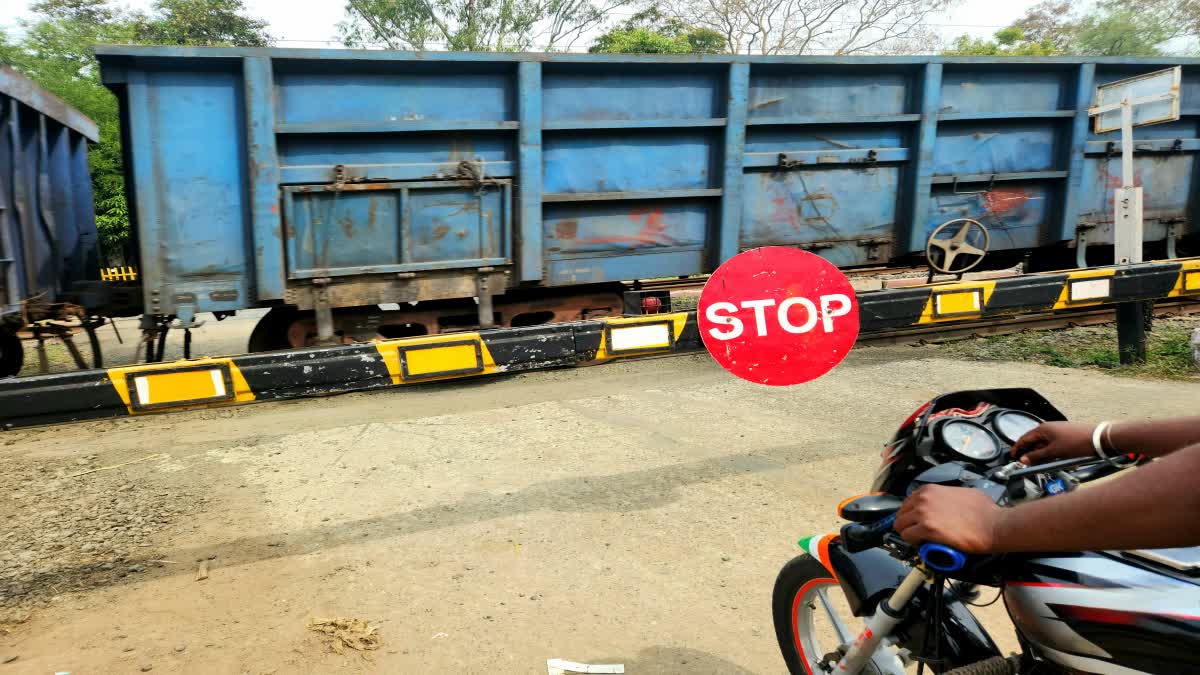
top-left (4, 0), bottom-right (1045, 50)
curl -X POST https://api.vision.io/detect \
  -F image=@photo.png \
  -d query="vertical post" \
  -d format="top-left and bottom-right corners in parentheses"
top-left (1115, 97), bottom-right (1147, 363)
top-left (517, 62), bottom-right (542, 282)
top-left (0, 101), bottom-right (23, 306)
top-left (124, 71), bottom-right (166, 318)
top-left (9, 98), bottom-right (39, 296)
top-left (243, 57), bottom-right (285, 301)
top-left (476, 275), bottom-right (495, 328)
top-left (1117, 303), bottom-right (1147, 364)
top-left (313, 280), bottom-right (335, 345)
top-left (905, 63), bottom-right (942, 254)
top-left (1059, 64), bottom-right (1095, 245)
top-left (1120, 100), bottom-right (1134, 190)
top-left (717, 63), bottom-right (749, 266)
top-left (70, 133), bottom-right (97, 271)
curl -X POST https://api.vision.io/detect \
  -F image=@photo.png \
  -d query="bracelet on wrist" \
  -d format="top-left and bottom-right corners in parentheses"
top-left (1092, 422), bottom-right (1111, 460)
top-left (1103, 422), bottom-right (1119, 455)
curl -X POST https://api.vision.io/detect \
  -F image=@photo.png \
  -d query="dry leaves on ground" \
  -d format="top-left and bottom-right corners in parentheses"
top-left (306, 617), bottom-right (381, 654)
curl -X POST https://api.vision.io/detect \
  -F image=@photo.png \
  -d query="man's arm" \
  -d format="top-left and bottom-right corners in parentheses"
top-left (896, 443), bottom-right (1200, 554)
top-left (1013, 416), bottom-right (1200, 465)
top-left (1107, 417), bottom-right (1200, 458)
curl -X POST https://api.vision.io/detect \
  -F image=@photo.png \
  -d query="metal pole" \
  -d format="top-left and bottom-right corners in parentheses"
top-left (314, 303), bottom-right (335, 344)
top-left (1121, 99), bottom-right (1134, 190)
top-left (313, 280), bottom-right (336, 345)
top-left (1116, 98), bottom-right (1147, 364)
top-left (1117, 303), bottom-right (1147, 364)
top-left (476, 275), bottom-right (495, 329)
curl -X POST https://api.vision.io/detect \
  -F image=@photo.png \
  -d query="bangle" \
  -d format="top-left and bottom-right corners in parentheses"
top-left (1092, 422), bottom-right (1112, 460)
top-left (1103, 422), bottom-right (1118, 455)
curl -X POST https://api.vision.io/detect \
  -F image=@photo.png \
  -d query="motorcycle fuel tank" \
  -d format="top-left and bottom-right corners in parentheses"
top-left (1003, 548), bottom-right (1200, 674)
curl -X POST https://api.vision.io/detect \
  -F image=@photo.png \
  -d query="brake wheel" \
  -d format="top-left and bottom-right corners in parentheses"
top-left (926, 218), bottom-right (990, 275)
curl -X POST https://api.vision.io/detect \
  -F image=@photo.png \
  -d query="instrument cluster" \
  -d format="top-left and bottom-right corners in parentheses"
top-left (932, 409), bottom-right (1042, 463)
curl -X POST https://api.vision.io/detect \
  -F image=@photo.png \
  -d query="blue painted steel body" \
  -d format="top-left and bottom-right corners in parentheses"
top-left (94, 47), bottom-right (1200, 318)
top-left (0, 66), bottom-right (99, 321)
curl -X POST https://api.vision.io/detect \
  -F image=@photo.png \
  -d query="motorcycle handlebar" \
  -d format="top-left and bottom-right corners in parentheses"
top-left (845, 517), bottom-right (969, 574)
top-left (841, 513), bottom-right (898, 553)
top-left (919, 543), bottom-right (968, 572)
top-left (997, 455), bottom-right (1134, 483)
top-left (845, 454), bottom-right (1136, 572)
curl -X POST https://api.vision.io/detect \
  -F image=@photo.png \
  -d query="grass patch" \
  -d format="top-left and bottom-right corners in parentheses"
top-left (939, 317), bottom-right (1200, 380)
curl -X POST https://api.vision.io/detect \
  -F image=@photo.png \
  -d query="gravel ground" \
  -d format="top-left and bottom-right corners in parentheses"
top-left (0, 449), bottom-right (207, 625)
top-left (2, 348), bottom-right (1197, 672)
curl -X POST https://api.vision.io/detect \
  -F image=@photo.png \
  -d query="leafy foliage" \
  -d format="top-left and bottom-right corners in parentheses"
top-left (1, 0), bottom-right (271, 260)
top-left (340, 0), bottom-right (630, 51)
top-left (131, 0), bottom-right (272, 47)
top-left (944, 27), bottom-right (1060, 56)
top-left (946, 0), bottom-right (1200, 57)
top-left (590, 6), bottom-right (725, 53)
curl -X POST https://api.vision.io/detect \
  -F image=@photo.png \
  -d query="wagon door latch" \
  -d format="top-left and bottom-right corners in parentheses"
top-left (777, 153), bottom-right (805, 171)
top-left (777, 150), bottom-right (877, 171)
top-left (857, 238), bottom-right (891, 262)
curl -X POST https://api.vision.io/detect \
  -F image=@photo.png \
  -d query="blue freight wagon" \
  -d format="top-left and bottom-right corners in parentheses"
top-left (94, 47), bottom-right (1200, 350)
top-left (1, 66), bottom-right (102, 376)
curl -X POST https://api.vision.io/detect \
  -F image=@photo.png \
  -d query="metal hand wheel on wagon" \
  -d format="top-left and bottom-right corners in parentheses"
top-left (925, 218), bottom-right (990, 281)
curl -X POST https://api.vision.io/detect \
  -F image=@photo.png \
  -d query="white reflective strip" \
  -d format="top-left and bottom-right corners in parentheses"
top-left (609, 324), bottom-right (671, 351)
top-left (1070, 278), bottom-right (1111, 301)
top-left (935, 292), bottom-right (979, 314)
top-left (134, 376), bottom-right (151, 406)
top-left (209, 369), bottom-right (226, 397)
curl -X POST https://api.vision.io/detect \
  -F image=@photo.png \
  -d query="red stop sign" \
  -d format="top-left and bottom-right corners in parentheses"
top-left (698, 247), bottom-right (860, 386)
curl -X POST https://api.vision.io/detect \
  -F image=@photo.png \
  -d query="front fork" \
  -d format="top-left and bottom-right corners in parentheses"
top-left (836, 566), bottom-right (932, 673)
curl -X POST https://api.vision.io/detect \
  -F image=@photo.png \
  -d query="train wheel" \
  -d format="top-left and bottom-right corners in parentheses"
top-left (0, 329), bottom-right (23, 377)
top-left (247, 307), bottom-right (302, 353)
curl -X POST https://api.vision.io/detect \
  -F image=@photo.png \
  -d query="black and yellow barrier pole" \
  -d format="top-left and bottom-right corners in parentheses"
top-left (2, 259), bottom-right (1198, 431)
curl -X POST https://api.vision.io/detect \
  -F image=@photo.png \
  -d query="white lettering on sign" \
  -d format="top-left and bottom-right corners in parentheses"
top-left (741, 299), bottom-right (777, 337)
top-left (778, 296), bottom-right (818, 334)
top-left (703, 294), bottom-right (854, 341)
top-left (820, 294), bottom-right (853, 332)
top-left (704, 302), bottom-right (744, 340)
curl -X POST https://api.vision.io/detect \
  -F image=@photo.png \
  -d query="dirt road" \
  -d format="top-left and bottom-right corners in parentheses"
top-left (2, 348), bottom-right (1195, 673)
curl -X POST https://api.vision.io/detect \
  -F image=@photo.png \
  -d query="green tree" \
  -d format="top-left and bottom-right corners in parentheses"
top-left (590, 6), bottom-right (725, 54)
top-left (1, 0), bottom-right (271, 259)
top-left (591, 27), bottom-right (691, 53)
top-left (1071, 6), bottom-right (1172, 57)
top-left (340, 0), bottom-right (632, 51)
top-left (131, 0), bottom-right (272, 47)
top-left (944, 26), bottom-right (1060, 56)
top-left (946, 0), bottom-right (1200, 58)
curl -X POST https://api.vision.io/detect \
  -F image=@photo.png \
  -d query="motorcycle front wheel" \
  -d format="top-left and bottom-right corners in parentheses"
top-left (772, 554), bottom-right (898, 675)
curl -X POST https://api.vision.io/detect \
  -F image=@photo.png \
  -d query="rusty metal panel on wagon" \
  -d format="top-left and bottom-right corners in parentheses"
top-left (93, 47), bottom-right (1200, 323)
top-left (0, 66), bottom-right (100, 321)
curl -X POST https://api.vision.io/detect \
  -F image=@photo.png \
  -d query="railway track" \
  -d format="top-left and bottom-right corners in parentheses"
top-left (614, 299), bottom-right (1200, 368)
top-left (629, 266), bottom-right (1007, 294)
top-left (860, 298), bottom-right (1200, 346)
top-left (5, 291), bottom-right (1197, 431)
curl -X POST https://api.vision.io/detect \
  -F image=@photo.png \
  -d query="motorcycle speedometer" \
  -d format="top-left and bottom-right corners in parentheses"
top-left (939, 420), bottom-right (1001, 461)
top-left (994, 410), bottom-right (1042, 445)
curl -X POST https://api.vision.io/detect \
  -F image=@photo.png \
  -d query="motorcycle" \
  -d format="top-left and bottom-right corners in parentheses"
top-left (771, 388), bottom-right (1200, 675)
